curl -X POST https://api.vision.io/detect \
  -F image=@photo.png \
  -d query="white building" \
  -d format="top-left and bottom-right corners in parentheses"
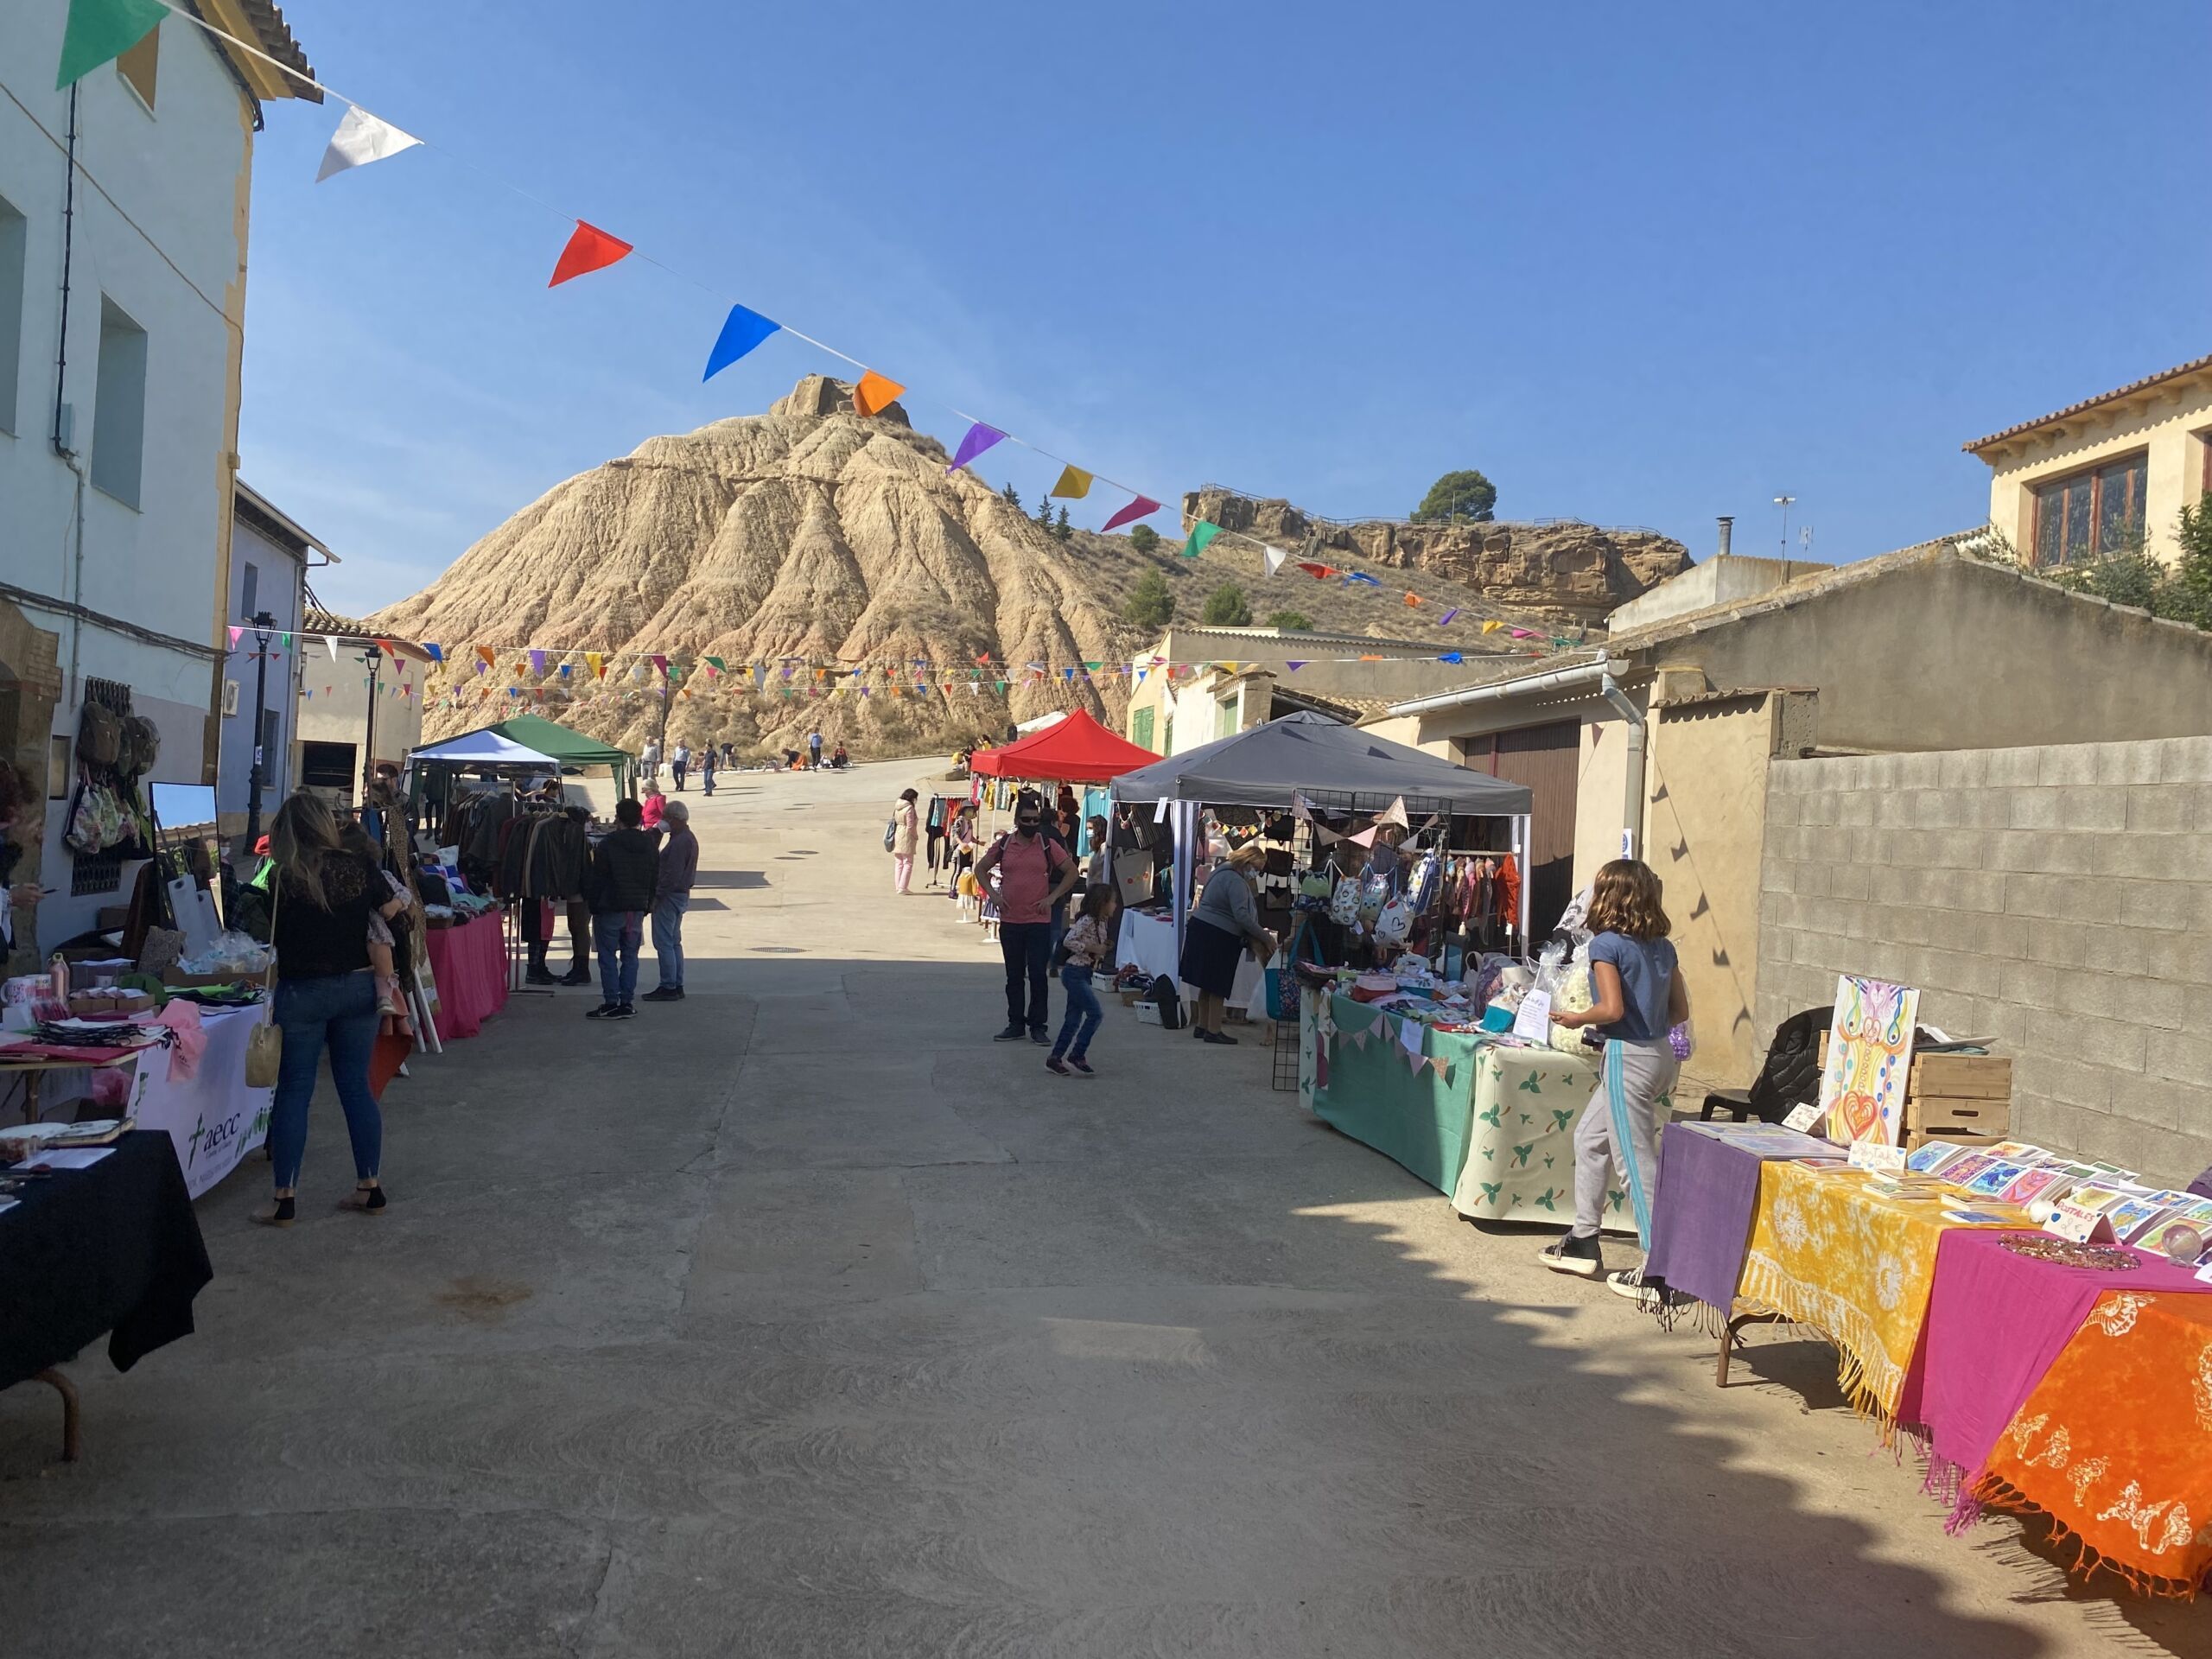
top-left (216, 480), bottom-right (322, 840)
top-left (295, 609), bottom-right (429, 811)
top-left (0, 0), bottom-right (317, 950)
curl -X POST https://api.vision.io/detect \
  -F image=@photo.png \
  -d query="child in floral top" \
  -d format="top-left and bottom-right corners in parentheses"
top-left (1046, 885), bottom-right (1117, 1077)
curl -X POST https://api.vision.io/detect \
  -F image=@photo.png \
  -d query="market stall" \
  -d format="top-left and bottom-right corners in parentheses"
top-left (423, 911), bottom-right (509, 1042)
top-left (127, 1003), bottom-right (274, 1198)
top-left (1303, 986), bottom-right (1638, 1231)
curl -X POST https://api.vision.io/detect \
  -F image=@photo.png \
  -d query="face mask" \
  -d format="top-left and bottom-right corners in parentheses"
top-left (1016, 819), bottom-right (1039, 837)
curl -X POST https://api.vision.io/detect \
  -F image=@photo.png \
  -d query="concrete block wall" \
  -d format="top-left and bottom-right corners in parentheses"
top-left (1757, 739), bottom-right (2212, 1181)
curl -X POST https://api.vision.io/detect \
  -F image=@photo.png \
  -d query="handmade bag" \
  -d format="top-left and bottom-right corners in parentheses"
top-left (1375, 896), bottom-right (1414, 946)
top-left (883, 816), bottom-right (898, 853)
top-left (244, 882), bottom-right (282, 1088)
top-left (78, 701), bottom-right (120, 767)
top-left (1328, 874), bottom-right (1361, 926)
top-left (118, 714), bottom-right (160, 779)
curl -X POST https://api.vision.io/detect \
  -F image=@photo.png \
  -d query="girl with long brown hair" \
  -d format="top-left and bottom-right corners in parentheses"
top-left (1539, 859), bottom-right (1688, 1295)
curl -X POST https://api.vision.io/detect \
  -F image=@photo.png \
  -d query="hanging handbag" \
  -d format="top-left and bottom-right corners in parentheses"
top-left (245, 880), bottom-right (283, 1089)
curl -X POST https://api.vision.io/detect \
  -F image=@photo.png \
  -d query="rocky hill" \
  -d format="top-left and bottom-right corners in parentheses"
top-left (1182, 488), bottom-right (1691, 624)
top-left (372, 378), bottom-right (1686, 760)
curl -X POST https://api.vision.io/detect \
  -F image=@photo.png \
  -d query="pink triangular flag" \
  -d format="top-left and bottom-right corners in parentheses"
top-left (1102, 495), bottom-right (1162, 534)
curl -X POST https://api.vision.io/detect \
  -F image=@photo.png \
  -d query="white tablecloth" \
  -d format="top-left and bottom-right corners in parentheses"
top-left (129, 1005), bottom-right (273, 1198)
top-left (1117, 909), bottom-right (1268, 1015)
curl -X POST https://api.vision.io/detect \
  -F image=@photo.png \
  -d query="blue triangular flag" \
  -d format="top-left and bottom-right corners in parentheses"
top-left (702, 303), bottom-right (781, 380)
top-left (1438, 652), bottom-right (1463, 664)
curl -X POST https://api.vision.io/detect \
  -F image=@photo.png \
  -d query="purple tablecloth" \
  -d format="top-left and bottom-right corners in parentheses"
top-left (1643, 1122), bottom-right (1833, 1311)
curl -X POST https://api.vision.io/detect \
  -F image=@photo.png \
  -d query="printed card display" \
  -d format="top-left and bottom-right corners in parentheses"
top-left (1782, 1101), bottom-right (1825, 1134)
top-left (2104, 1195), bottom-right (2176, 1244)
top-left (1941, 1152), bottom-right (1998, 1187)
top-left (1988, 1141), bottom-right (2051, 1163)
top-left (1945, 1206), bottom-right (2031, 1226)
top-left (2133, 1203), bottom-right (2212, 1259)
top-left (1906, 1141), bottom-right (1968, 1175)
top-left (1963, 1160), bottom-right (2031, 1199)
top-left (1998, 1165), bottom-right (2074, 1207)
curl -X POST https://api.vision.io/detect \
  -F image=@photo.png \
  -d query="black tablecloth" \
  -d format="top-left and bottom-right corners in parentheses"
top-left (0, 1129), bottom-right (213, 1390)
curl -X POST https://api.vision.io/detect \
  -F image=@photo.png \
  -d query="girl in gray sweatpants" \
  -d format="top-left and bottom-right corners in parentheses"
top-left (1540, 859), bottom-right (1688, 1291)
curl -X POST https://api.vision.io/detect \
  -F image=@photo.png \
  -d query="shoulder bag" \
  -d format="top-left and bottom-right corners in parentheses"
top-left (245, 879), bottom-right (283, 1088)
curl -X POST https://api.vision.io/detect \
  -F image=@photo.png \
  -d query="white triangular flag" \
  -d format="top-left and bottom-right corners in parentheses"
top-left (326, 635), bottom-right (340, 662)
top-left (317, 106), bottom-right (423, 183)
top-left (1262, 545), bottom-right (1287, 577)
top-left (1291, 791), bottom-right (1312, 822)
top-left (1381, 795), bottom-right (1409, 829)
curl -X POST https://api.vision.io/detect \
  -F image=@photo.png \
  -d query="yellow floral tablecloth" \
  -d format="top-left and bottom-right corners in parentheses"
top-left (1739, 1160), bottom-right (2019, 1430)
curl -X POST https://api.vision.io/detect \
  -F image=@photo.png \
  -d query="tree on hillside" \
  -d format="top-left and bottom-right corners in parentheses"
top-left (1128, 524), bottom-right (1161, 554)
top-left (1034, 493), bottom-right (1055, 533)
top-left (1054, 505), bottom-right (1073, 542)
top-left (1412, 469), bottom-right (1497, 524)
top-left (1125, 569), bottom-right (1176, 630)
top-left (1267, 610), bottom-right (1313, 631)
top-left (1202, 583), bottom-right (1253, 626)
top-left (1001, 482), bottom-right (1021, 511)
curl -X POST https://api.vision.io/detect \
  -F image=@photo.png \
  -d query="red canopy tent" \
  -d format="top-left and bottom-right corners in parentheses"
top-left (967, 709), bottom-right (1158, 785)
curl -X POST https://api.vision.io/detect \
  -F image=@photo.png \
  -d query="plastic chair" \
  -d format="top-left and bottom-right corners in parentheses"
top-left (1700, 1007), bottom-right (1829, 1124)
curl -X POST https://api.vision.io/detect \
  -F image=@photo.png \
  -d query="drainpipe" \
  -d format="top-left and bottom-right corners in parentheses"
top-left (1599, 671), bottom-right (1646, 860)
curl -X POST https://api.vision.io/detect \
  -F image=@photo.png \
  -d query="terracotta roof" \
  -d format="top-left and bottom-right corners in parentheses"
top-left (1963, 353), bottom-right (2212, 454)
top-left (303, 608), bottom-right (432, 658)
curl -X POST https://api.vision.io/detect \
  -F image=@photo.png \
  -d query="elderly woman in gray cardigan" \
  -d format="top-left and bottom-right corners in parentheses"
top-left (1178, 842), bottom-right (1275, 1045)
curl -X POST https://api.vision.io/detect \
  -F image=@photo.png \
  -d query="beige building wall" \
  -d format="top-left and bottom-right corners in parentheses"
top-left (1972, 363), bottom-right (2212, 569)
top-left (1573, 715), bottom-right (1633, 895)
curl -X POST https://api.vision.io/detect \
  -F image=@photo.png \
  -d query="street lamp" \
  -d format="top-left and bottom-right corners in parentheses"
top-left (244, 608), bottom-right (275, 848)
top-left (360, 641), bottom-right (383, 815)
top-left (1773, 495), bottom-right (1796, 557)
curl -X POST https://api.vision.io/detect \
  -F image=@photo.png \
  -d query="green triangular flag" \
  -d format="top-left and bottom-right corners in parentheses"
top-left (57, 0), bottom-right (168, 88)
top-left (1182, 521), bottom-right (1221, 559)
top-left (704, 656), bottom-right (726, 671)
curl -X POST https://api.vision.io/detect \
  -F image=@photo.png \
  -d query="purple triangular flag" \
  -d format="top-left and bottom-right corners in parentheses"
top-left (1285, 660), bottom-right (1307, 672)
top-left (947, 421), bottom-right (1006, 474)
top-left (1437, 607), bottom-right (1460, 626)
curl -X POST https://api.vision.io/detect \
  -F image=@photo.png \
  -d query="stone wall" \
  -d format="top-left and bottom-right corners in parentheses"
top-left (1757, 739), bottom-right (2212, 1180)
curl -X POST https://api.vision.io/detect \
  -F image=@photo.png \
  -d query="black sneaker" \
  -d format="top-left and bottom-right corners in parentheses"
top-left (1538, 1235), bottom-right (1605, 1278)
top-left (1029, 1027), bottom-right (1051, 1046)
top-left (1605, 1268), bottom-right (1688, 1309)
top-left (1067, 1058), bottom-right (1094, 1076)
top-left (558, 967), bottom-right (593, 986)
top-left (641, 987), bottom-right (684, 1001)
top-left (584, 1002), bottom-right (619, 1020)
top-left (524, 967), bottom-right (557, 986)
top-left (993, 1024), bottom-right (1026, 1041)
top-left (607, 1003), bottom-right (637, 1020)
top-left (1045, 1056), bottom-right (1071, 1077)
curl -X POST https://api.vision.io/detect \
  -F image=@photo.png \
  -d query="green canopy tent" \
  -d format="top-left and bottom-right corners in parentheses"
top-left (408, 713), bottom-right (634, 802)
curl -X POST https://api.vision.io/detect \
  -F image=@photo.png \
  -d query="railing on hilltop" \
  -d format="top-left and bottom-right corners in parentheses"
top-left (1191, 484), bottom-right (1669, 540)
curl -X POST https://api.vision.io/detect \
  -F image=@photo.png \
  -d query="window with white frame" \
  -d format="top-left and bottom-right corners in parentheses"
top-left (90, 296), bottom-right (148, 507)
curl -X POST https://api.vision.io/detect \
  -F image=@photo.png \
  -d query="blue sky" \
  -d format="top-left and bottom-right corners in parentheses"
top-left (234, 0), bottom-right (2212, 617)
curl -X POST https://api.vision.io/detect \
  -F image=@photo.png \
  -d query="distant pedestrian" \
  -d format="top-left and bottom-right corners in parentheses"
top-left (809, 727), bottom-right (824, 769)
top-left (1046, 885), bottom-right (1117, 1077)
top-left (640, 780), bottom-right (666, 831)
top-left (891, 787), bottom-right (920, 894)
top-left (585, 797), bottom-right (658, 1020)
top-left (645, 800), bottom-right (696, 1002)
top-left (975, 791), bottom-right (1077, 1045)
top-left (671, 741), bottom-right (690, 791)
top-left (700, 747), bottom-right (717, 796)
top-left (639, 739), bottom-right (661, 788)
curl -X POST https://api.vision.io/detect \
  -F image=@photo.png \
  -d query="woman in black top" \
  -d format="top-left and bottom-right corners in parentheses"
top-left (257, 792), bottom-right (409, 1228)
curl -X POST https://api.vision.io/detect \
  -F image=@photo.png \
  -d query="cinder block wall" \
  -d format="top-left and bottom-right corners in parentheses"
top-left (1757, 740), bottom-right (2212, 1180)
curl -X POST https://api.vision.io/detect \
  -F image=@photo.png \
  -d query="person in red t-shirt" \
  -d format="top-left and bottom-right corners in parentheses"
top-left (973, 790), bottom-right (1078, 1043)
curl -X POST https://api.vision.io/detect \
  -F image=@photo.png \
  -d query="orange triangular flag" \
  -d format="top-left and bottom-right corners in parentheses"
top-left (1403, 592), bottom-right (1421, 607)
top-left (853, 371), bottom-right (904, 417)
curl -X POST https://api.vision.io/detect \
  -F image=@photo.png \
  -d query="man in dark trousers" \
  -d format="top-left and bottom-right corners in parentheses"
top-left (585, 798), bottom-right (658, 1020)
top-left (973, 790), bottom-right (1077, 1045)
top-left (643, 799), bottom-right (697, 1001)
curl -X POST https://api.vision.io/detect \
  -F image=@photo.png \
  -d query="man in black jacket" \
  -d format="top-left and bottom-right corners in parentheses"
top-left (585, 798), bottom-right (659, 1020)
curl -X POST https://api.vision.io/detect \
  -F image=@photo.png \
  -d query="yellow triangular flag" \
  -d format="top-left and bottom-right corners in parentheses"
top-left (586, 651), bottom-right (606, 678)
top-left (1481, 620), bottom-right (1503, 635)
top-left (1050, 464), bottom-right (1093, 500)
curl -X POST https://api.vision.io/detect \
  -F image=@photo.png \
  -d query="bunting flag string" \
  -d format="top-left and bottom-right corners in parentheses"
top-left (122, 0), bottom-right (1588, 646)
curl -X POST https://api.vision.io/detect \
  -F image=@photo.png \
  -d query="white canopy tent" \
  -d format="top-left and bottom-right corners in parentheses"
top-left (407, 732), bottom-right (561, 768)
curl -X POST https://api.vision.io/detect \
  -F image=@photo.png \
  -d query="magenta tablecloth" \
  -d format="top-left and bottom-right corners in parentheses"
top-left (425, 913), bottom-right (508, 1042)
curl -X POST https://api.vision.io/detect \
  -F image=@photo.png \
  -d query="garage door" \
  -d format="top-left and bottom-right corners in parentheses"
top-left (1462, 721), bottom-right (1580, 944)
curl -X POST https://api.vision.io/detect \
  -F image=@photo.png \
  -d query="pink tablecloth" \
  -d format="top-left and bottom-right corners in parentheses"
top-left (424, 913), bottom-right (508, 1042)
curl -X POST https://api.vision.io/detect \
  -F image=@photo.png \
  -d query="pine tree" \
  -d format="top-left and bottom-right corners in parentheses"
top-left (1035, 493), bottom-right (1055, 531)
top-left (1125, 569), bottom-right (1176, 629)
top-left (1001, 483), bottom-right (1021, 511)
top-left (1054, 505), bottom-right (1073, 542)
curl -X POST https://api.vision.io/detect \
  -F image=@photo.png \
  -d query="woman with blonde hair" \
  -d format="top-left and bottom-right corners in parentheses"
top-left (1540, 858), bottom-right (1688, 1294)
top-left (256, 792), bottom-right (408, 1227)
top-left (1179, 840), bottom-right (1274, 1045)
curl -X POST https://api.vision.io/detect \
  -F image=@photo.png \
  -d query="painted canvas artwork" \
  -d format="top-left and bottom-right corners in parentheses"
top-left (1818, 975), bottom-right (1921, 1147)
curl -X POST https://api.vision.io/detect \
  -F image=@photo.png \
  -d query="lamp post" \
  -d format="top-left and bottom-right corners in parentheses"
top-left (360, 642), bottom-right (383, 813)
top-left (244, 608), bottom-right (275, 848)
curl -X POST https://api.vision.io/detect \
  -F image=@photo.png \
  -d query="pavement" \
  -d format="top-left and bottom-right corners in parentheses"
top-left (0, 760), bottom-right (2196, 1656)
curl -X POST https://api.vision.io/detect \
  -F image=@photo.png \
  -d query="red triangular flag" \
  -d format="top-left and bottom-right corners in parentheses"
top-left (1297, 562), bottom-right (1338, 581)
top-left (1101, 495), bottom-right (1162, 534)
top-left (549, 221), bottom-right (632, 287)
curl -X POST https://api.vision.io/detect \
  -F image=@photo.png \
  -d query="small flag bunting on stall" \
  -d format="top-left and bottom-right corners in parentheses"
top-left (1101, 495), bottom-right (1161, 534)
top-left (549, 221), bottom-right (633, 287)
top-left (946, 422), bottom-right (1005, 474)
top-left (316, 107), bottom-right (423, 183)
top-left (852, 372), bottom-right (905, 417)
top-left (1183, 521), bottom-right (1222, 560)
top-left (1050, 465), bottom-right (1093, 500)
top-left (702, 303), bottom-right (781, 379)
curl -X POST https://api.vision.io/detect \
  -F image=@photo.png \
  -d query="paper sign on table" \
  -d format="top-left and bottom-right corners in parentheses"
top-left (1511, 990), bottom-right (1552, 1046)
top-left (2045, 1198), bottom-right (2118, 1243)
top-left (22, 1146), bottom-right (114, 1170)
top-left (1848, 1141), bottom-right (1909, 1174)
top-left (1398, 1014), bottom-right (1423, 1058)
top-left (1782, 1102), bottom-right (1825, 1133)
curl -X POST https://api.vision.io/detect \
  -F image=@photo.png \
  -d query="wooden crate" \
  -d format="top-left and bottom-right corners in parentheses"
top-left (1904, 1126), bottom-right (2010, 1154)
top-left (1909, 1055), bottom-right (2012, 1100)
top-left (1905, 1094), bottom-right (2010, 1141)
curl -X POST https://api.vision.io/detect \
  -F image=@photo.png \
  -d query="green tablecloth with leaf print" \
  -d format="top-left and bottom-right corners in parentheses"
top-left (1306, 994), bottom-right (1632, 1231)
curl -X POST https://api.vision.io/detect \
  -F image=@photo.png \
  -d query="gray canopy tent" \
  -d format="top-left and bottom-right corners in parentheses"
top-left (1107, 711), bottom-right (1536, 950)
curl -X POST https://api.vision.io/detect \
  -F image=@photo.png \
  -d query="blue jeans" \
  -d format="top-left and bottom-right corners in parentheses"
top-left (999, 920), bottom-right (1052, 1031)
top-left (1053, 964), bottom-right (1102, 1060)
top-left (268, 969), bottom-right (381, 1192)
top-left (595, 910), bottom-right (643, 1004)
top-left (652, 893), bottom-right (689, 989)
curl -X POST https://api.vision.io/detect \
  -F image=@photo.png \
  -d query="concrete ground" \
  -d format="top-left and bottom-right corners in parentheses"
top-left (1, 760), bottom-right (2200, 1656)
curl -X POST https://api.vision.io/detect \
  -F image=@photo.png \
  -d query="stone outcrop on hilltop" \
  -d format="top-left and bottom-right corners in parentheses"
top-left (1181, 488), bottom-right (1692, 624)
top-left (369, 378), bottom-right (1688, 760)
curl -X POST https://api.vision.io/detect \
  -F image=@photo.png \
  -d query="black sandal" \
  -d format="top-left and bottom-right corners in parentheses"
top-left (251, 1194), bottom-right (296, 1228)
top-left (338, 1183), bottom-right (387, 1215)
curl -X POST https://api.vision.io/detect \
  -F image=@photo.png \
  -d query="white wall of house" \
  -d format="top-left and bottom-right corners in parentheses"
top-left (0, 8), bottom-right (256, 944)
top-left (296, 646), bottom-right (428, 809)
top-left (214, 512), bottom-right (307, 831)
